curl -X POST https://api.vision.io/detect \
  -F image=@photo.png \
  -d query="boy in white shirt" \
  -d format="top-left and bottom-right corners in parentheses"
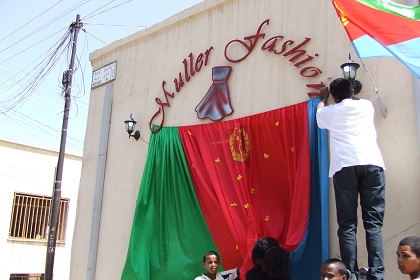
top-left (194, 250), bottom-right (240, 280)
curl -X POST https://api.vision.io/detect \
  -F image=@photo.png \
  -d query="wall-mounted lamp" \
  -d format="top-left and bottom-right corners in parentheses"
top-left (340, 54), bottom-right (362, 94)
top-left (124, 113), bottom-right (140, 141)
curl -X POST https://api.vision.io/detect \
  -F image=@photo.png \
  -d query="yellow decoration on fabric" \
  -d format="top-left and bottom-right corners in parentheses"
top-left (264, 153), bottom-right (269, 159)
top-left (264, 215), bottom-right (270, 222)
top-left (237, 175), bottom-right (243, 180)
top-left (230, 203), bottom-right (238, 207)
top-left (229, 127), bottom-right (250, 162)
top-left (215, 158), bottom-right (220, 163)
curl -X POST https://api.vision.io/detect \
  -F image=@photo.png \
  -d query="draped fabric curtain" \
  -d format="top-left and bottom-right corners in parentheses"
top-left (121, 99), bottom-right (329, 280)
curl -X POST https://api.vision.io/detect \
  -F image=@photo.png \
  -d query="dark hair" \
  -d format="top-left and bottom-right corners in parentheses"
top-left (251, 237), bottom-right (290, 280)
top-left (203, 250), bottom-right (220, 262)
top-left (329, 78), bottom-right (353, 103)
top-left (399, 236), bottom-right (420, 257)
top-left (322, 258), bottom-right (347, 276)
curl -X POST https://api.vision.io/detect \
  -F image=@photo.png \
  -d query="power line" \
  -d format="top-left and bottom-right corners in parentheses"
top-left (82, 29), bottom-right (108, 44)
top-left (0, 28), bottom-right (73, 114)
top-left (82, 0), bottom-right (132, 20)
top-left (0, 0), bottom-right (65, 43)
top-left (0, 0), bottom-right (91, 55)
top-left (85, 23), bottom-right (147, 28)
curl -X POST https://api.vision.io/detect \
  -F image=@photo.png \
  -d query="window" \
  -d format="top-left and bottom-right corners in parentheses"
top-left (10, 273), bottom-right (44, 280)
top-left (9, 192), bottom-right (69, 242)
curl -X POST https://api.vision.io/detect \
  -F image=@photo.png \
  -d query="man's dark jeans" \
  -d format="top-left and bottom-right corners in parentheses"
top-left (333, 165), bottom-right (386, 280)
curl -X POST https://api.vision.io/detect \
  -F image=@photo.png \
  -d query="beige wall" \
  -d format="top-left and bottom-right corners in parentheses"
top-left (0, 140), bottom-right (82, 279)
top-left (71, 0), bottom-right (420, 279)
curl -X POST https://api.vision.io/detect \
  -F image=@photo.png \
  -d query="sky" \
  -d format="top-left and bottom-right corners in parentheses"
top-left (0, 0), bottom-right (203, 156)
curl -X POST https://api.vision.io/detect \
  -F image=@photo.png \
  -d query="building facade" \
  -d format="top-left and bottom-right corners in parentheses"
top-left (0, 140), bottom-right (82, 279)
top-left (70, 0), bottom-right (420, 279)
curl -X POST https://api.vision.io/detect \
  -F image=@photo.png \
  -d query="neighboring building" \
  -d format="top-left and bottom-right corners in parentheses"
top-left (70, 0), bottom-right (420, 279)
top-left (0, 139), bottom-right (82, 280)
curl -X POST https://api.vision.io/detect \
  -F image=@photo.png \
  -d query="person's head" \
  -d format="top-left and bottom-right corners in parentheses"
top-left (397, 236), bottom-right (420, 278)
top-left (252, 237), bottom-right (290, 280)
top-left (202, 250), bottom-right (220, 276)
top-left (329, 78), bottom-right (353, 103)
top-left (320, 258), bottom-right (348, 280)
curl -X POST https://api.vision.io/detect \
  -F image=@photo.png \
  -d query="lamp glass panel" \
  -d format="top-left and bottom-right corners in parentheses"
top-left (125, 121), bottom-right (135, 134)
top-left (343, 66), bottom-right (356, 80)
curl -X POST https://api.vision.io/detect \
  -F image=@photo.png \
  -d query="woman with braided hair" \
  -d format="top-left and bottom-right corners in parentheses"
top-left (245, 237), bottom-right (290, 280)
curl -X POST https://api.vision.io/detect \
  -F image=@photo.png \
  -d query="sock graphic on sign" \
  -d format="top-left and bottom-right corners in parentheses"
top-left (195, 66), bottom-right (234, 121)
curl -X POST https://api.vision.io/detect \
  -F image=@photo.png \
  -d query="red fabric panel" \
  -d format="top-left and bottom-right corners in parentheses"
top-left (178, 101), bottom-right (310, 273)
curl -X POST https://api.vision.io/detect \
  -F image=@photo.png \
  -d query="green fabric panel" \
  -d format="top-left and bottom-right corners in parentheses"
top-left (357, 0), bottom-right (420, 19)
top-left (121, 126), bottom-right (219, 280)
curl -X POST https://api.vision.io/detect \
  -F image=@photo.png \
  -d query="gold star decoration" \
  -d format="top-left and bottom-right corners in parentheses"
top-left (291, 146), bottom-right (295, 153)
top-left (215, 158), bottom-right (220, 163)
top-left (230, 203), bottom-right (238, 207)
top-left (237, 175), bottom-right (243, 181)
top-left (275, 121), bottom-right (280, 127)
top-left (264, 153), bottom-right (269, 159)
top-left (244, 203), bottom-right (250, 209)
top-left (250, 188), bottom-right (255, 194)
top-left (188, 130), bottom-right (192, 136)
top-left (264, 215), bottom-right (270, 222)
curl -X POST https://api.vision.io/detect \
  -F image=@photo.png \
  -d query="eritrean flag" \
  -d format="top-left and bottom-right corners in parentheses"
top-left (332, 0), bottom-right (420, 78)
top-left (121, 99), bottom-right (329, 280)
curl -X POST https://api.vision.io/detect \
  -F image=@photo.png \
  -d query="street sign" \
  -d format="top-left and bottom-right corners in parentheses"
top-left (91, 61), bottom-right (117, 89)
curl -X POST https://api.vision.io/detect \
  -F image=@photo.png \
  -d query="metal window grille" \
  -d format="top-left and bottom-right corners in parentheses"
top-left (9, 273), bottom-right (44, 280)
top-left (9, 192), bottom-right (69, 242)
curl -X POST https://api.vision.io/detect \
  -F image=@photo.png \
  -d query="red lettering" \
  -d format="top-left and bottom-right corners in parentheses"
top-left (188, 53), bottom-right (196, 78)
top-left (195, 53), bottom-right (204, 72)
top-left (224, 19), bottom-right (269, 63)
top-left (261, 36), bottom-right (284, 52)
top-left (149, 107), bottom-right (165, 133)
top-left (156, 81), bottom-right (174, 107)
top-left (276, 40), bottom-right (294, 55)
top-left (294, 54), bottom-right (317, 68)
top-left (283, 37), bottom-right (312, 63)
top-left (300, 66), bottom-right (322, 78)
top-left (204, 47), bottom-right (213, 65)
top-left (174, 73), bottom-right (184, 92)
top-left (149, 47), bottom-right (213, 132)
top-left (182, 57), bottom-right (190, 83)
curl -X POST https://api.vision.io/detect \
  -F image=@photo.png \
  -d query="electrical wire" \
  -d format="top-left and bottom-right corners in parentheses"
top-left (82, 0), bottom-right (132, 21)
top-left (0, 0), bottom-right (91, 55)
top-left (0, 28), bottom-right (73, 114)
top-left (0, 0), bottom-right (138, 155)
top-left (0, 0), bottom-right (65, 44)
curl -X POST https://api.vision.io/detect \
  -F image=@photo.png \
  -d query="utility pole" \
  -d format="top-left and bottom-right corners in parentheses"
top-left (45, 14), bottom-right (82, 280)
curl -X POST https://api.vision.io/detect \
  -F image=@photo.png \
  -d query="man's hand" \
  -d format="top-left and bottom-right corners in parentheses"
top-left (317, 87), bottom-right (329, 111)
top-left (319, 87), bottom-right (329, 100)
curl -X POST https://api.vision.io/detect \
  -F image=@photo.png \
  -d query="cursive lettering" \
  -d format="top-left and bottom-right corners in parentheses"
top-left (150, 47), bottom-right (214, 132)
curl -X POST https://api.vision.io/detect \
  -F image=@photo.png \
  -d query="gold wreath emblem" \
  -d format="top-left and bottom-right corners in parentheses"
top-left (229, 127), bottom-right (250, 162)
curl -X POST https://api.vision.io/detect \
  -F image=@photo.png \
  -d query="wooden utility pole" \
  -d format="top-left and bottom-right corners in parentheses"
top-left (45, 14), bottom-right (82, 280)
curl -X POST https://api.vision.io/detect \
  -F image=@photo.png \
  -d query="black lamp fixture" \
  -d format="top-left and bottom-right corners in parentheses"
top-left (340, 54), bottom-right (362, 94)
top-left (124, 113), bottom-right (140, 141)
